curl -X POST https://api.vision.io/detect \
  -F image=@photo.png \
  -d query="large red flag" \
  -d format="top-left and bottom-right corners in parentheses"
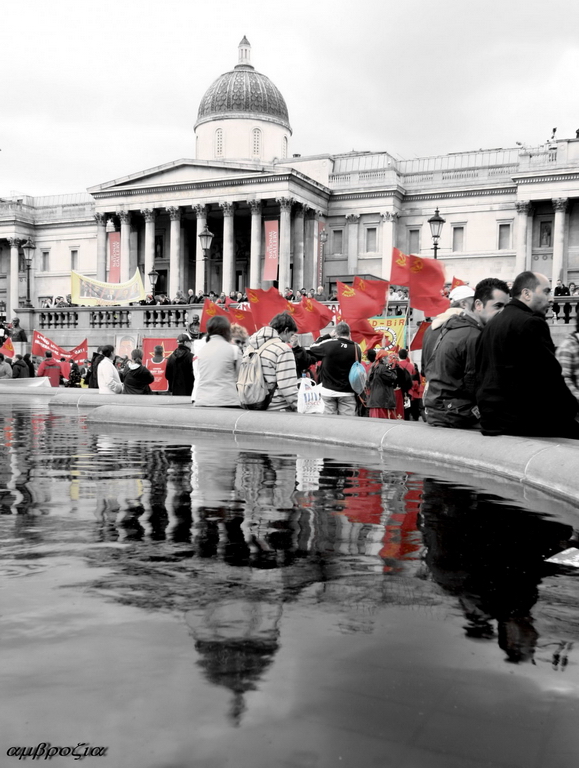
top-left (391, 248), bottom-right (411, 286)
top-left (31, 330), bottom-right (87, 362)
top-left (338, 281), bottom-right (388, 320)
top-left (228, 305), bottom-right (257, 334)
top-left (200, 298), bottom-right (230, 332)
top-left (300, 297), bottom-right (334, 331)
top-left (336, 314), bottom-right (382, 352)
top-left (353, 276), bottom-right (389, 313)
top-left (407, 255), bottom-right (449, 316)
top-left (0, 338), bottom-right (14, 357)
top-left (409, 321), bottom-right (431, 351)
top-left (246, 287), bottom-right (288, 328)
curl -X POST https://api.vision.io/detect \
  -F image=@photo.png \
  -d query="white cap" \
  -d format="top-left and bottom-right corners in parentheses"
top-left (449, 285), bottom-right (475, 302)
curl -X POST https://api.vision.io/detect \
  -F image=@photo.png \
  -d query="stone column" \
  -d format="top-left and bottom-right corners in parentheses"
top-left (8, 238), bottom-right (21, 319)
top-left (552, 198), bottom-right (569, 284)
top-left (292, 204), bottom-right (305, 294)
top-left (514, 201), bottom-right (533, 274)
top-left (167, 206), bottom-right (182, 300)
top-left (141, 208), bottom-right (156, 291)
top-left (118, 211), bottom-right (131, 283)
top-left (277, 197), bottom-right (293, 292)
top-left (248, 200), bottom-right (262, 289)
top-left (220, 202), bottom-right (235, 295)
top-left (303, 209), bottom-right (315, 291)
top-left (380, 212), bottom-right (399, 280)
top-left (194, 204), bottom-right (207, 295)
top-left (346, 213), bottom-right (360, 274)
top-left (95, 213), bottom-right (107, 282)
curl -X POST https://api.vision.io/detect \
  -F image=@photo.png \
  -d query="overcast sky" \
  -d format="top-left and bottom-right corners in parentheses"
top-left (2, 0), bottom-right (579, 196)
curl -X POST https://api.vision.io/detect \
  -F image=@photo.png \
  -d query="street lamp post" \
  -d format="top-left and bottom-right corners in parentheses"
top-left (21, 239), bottom-right (35, 308)
top-left (319, 229), bottom-right (328, 289)
top-left (198, 226), bottom-right (214, 296)
top-left (148, 268), bottom-right (159, 296)
top-left (428, 208), bottom-right (446, 260)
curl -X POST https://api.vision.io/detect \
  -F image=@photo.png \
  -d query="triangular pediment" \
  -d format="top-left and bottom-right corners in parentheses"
top-left (88, 158), bottom-right (278, 194)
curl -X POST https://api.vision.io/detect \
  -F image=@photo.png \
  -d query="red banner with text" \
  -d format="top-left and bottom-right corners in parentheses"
top-left (108, 232), bottom-right (121, 283)
top-left (31, 331), bottom-right (88, 362)
top-left (263, 220), bottom-right (279, 282)
top-left (317, 220), bottom-right (325, 288)
top-left (142, 337), bottom-right (177, 392)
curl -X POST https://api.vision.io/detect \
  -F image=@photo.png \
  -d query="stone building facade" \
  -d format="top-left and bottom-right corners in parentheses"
top-left (2, 37), bottom-right (579, 317)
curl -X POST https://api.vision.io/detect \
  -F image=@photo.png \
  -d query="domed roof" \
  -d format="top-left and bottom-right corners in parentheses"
top-left (195, 39), bottom-right (291, 133)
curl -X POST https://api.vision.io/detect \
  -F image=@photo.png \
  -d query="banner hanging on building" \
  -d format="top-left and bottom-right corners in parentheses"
top-left (263, 220), bottom-right (279, 281)
top-left (317, 220), bottom-right (325, 288)
top-left (108, 232), bottom-right (121, 283)
top-left (142, 337), bottom-right (177, 392)
top-left (70, 269), bottom-right (145, 306)
top-left (31, 330), bottom-right (88, 362)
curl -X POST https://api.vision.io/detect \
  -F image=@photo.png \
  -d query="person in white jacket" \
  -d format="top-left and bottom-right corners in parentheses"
top-left (97, 345), bottom-right (123, 394)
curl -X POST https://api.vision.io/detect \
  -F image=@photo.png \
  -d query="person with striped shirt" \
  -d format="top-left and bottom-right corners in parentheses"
top-left (247, 313), bottom-right (298, 411)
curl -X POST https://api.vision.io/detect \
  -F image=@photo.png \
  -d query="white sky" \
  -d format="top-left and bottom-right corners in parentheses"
top-left (2, 0), bottom-right (579, 196)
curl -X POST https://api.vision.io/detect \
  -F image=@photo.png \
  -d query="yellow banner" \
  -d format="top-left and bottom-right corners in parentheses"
top-left (70, 270), bottom-right (146, 306)
top-left (368, 316), bottom-right (407, 351)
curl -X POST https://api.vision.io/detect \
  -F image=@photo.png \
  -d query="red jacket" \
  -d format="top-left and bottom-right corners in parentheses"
top-left (37, 358), bottom-right (62, 387)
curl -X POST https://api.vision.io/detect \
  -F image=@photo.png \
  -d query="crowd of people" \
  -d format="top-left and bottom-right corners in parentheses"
top-left (3, 269), bottom-right (578, 440)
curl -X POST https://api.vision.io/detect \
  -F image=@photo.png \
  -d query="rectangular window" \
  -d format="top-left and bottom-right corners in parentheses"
top-left (408, 228), bottom-right (420, 255)
top-left (452, 226), bottom-right (465, 252)
top-left (70, 249), bottom-right (78, 271)
top-left (41, 251), bottom-right (50, 272)
top-left (498, 223), bottom-right (511, 250)
top-left (332, 229), bottom-right (343, 254)
top-left (366, 227), bottom-right (377, 252)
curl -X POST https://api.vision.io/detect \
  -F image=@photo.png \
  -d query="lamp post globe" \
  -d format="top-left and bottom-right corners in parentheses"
top-left (198, 226), bottom-right (214, 296)
top-left (21, 239), bottom-right (36, 308)
top-left (428, 208), bottom-right (445, 260)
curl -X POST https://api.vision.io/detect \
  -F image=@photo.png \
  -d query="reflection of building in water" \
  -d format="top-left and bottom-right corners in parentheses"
top-left (419, 478), bottom-right (576, 663)
top-left (185, 600), bottom-right (282, 725)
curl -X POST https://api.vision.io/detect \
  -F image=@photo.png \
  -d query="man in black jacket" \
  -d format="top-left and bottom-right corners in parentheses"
top-left (476, 271), bottom-right (579, 438)
top-left (425, 278), bottom-right (509, 429)
top-left (165, 334), bottom-right (194, 396)
top-left (309, 321), bottom-right (361, 416)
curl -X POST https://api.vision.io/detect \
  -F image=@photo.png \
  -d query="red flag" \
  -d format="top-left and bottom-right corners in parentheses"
top-left (391, 248), bottom-right (411, 286)
top-left (0, 338), bottom-right (14, 357)
top-left (409, 321), bottom-right (431, 351)
top-left (338, 280), bottom-right (388, 320)
top-left (228, 305), bottom-right (257, 334)
top-left (300, 297), bottom-right (334, 332)
top-left (407, 255), bottom-right (449, 315)
top-left (450, 276), bottom-right (466, 290)
top-left (336, 314), bottom-right (382, 351)
top-left (246, 287), bottom-right (288, 328)
top-left (200, 299), bottom-right (230, 332)
top-left (31, 330), bottom-right (87, 362)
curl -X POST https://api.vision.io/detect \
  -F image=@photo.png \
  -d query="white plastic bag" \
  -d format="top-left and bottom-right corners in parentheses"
top-left (297, 378), bottom-right (325, 414)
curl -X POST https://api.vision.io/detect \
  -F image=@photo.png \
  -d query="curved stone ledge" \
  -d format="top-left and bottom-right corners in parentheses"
top-left (50, 392), bottom-right (191, 408)
top-left (86, 405), bottom-right (579, 508)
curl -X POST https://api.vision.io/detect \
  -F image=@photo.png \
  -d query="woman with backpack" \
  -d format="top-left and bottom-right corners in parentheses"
top-left (366, 351), bottom-right (411, 419)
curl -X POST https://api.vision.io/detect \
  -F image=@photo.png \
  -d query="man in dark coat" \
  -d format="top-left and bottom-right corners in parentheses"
top-left (425, 278), bottom-right (509, 429)
top-left (87, 348), bottom-right (104, 389)
top-left (165, 334), bottom-right (194, 396)
top-left (12, 354), bottom-right (30, 378)
top-left (121, 348), bottom-right (154, 394)
top-left (476, 271), bottom-right (579, 438)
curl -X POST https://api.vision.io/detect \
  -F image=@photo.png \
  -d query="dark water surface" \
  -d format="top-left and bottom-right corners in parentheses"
top-left (2, 399), bottom-right (579, 768)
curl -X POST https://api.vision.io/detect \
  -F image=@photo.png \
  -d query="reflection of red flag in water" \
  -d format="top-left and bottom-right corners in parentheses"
top-left (338, 279), bottom-right (389, 320)
top-left (451, 276), bottom-right (466, 290)
top-left (246, 287), bottom-right (288, 328)
top-left (379, 478), bottom-right (423, 567)
top-left (340, 467), bottom-right (385, 526)
top-left (409, 321), bottom-right (431, 351)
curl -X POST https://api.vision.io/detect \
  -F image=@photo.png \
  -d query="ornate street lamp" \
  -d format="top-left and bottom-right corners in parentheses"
top-left (319, 229), bottom-right (328, 289)
top-left (148, 268), bottom-right (159, 294)
top-left (428, 208), bottom-right (446, 260)
top-left (198, 226), bottom-right (214, 296)
top-left (21, 239), bottom-right (35, 308)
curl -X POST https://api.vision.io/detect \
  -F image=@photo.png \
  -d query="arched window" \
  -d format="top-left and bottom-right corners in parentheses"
top-left (282, 135), bottom-right (288, 159)
top-left (252, 128), bottom-right (261, 157)
top-left (215, 128), bottom-right (223, 158)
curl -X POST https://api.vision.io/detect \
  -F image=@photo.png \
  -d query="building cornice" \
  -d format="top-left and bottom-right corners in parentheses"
top-left (512, 169), bottom-right (579, 184)
top-left (404, 185), bottom-right (516, 202)
top-left (90, 172), bottom-right (331, 203)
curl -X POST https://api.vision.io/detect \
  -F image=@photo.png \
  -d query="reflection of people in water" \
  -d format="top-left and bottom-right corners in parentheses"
top-left (419, 479), bottom-right (576, 663)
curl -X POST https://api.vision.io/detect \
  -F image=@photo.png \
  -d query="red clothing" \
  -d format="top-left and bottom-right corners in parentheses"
top-left (59, 360), bottom-right (71, 379)
top-left (37, 358), bottom-right (62, 387)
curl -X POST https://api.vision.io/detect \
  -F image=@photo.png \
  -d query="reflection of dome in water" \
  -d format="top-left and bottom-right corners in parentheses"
top-left (195, 37), bottom-right (290, 131)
